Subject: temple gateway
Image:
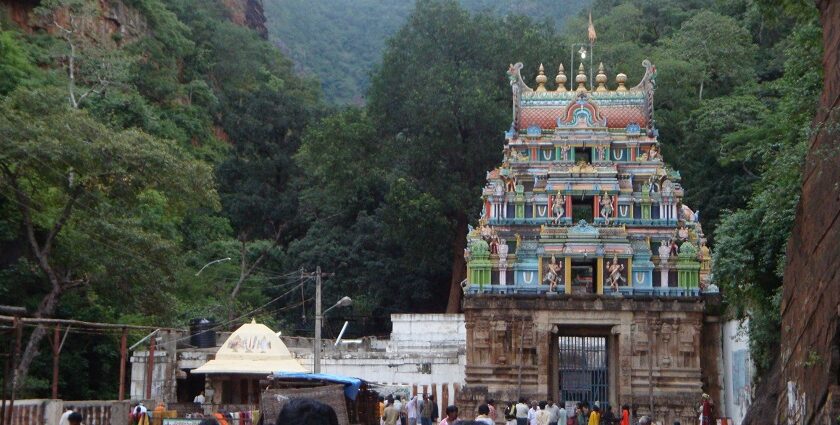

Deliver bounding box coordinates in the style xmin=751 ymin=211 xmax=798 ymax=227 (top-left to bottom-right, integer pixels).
xmin=458 ymin=60 xmax=722 ymax=424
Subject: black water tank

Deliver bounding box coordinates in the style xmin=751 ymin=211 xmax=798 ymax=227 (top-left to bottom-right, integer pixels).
xmin=189 ymin=318 xmax=216 ymax=348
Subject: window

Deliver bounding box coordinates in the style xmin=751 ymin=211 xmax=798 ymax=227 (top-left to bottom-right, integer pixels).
xmin=574 ymin=147 xmax=591 ymax=164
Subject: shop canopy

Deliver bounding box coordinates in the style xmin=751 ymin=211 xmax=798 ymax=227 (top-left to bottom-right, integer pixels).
xmin=272 ymin=372 xmax=364 ymax=400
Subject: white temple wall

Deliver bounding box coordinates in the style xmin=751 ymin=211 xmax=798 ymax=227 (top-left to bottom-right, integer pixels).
xmin=721 ymin=318 xmax=753 ymax=425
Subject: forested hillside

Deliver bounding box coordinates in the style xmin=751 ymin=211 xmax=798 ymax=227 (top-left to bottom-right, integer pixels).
xmin=0 ymin=0 xmax=821 ymax=400
xmin=263 ymin=0 xmax=587 ymax=104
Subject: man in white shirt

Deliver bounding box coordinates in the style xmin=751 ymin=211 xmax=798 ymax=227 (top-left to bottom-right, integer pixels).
xmin=557 ymin=402 xmax=567 ymax=425
xmin=475 ymin=404 xmax=494 ymax=425
xmin=515 ymin=398 xmax=530 ymax=425
xmin=546 ymin=400 xmax=561 ymax=425
xmin=536 ymin=401 xmax=551 ymax=425
xmin=406 ymin=395 xmax=418 ymax=425
xmin=528 ymin=401 xmax=538 ymax=425
xmin=59 ymin=407 xmax=75 ymax=425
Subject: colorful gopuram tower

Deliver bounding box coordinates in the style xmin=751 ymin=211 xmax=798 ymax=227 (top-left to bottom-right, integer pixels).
xmin=464 ymin=60 xmax=713 ymax=296
xmin=459 ymin=61 xmax=721 ymax=424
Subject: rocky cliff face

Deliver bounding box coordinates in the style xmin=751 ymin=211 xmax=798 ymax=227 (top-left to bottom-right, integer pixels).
xmin=1 ymin=0 xmax=147 ymax=41
xmin=221 ymin=0 xmax=268 ymax=39
xmin=744 ymin=0 xmax=840 ymax=423
xmin=1 ymin=0 xmax=267 ymax=39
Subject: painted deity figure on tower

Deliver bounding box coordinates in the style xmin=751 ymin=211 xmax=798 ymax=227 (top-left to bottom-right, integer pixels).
xmin=543 ymin=255 xmax=563 ymax=292
xmin=648 ymin=144 xmax=660 ymax=161
xmin=658 ymin=240 xmax=671 ymax=262
xmin=600 ymin=193 xmax=614 ymax=223
xmin=606 ymin=255 xmax=625 ymax=291
xmin=552 ymin=194 xmax=566 ymax=224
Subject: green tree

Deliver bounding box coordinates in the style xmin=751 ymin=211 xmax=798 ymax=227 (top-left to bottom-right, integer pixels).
xmin=661 ymin=10 xmax=757 ymax=100
xmin=712 ymin=20 xmax=822 ymax=373
xmin=0 ymin=30 xmax=35 ymax=95
xmin=0 ymin=87 xmax=217 ymax=390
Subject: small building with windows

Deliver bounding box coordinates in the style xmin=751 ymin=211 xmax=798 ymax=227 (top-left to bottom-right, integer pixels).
xmin=459 ymin=59 xmax=722 ymax=424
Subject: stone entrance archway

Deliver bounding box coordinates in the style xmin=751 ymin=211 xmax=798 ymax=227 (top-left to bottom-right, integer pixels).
xmin=557 ymin=336 xmax=608 ymax=405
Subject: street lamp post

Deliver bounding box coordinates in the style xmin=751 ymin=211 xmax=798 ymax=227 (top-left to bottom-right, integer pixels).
xmin=569 ymin=43 xmax=594 ymax=90
xmin=195 ymin=257 xmax=232 ymax=276
xmin=313 ymin=265 xmax=351 ymax=374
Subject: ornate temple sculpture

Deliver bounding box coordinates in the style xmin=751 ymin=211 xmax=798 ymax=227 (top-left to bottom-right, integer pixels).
xmin=465 ymin=60 xmax=712 ymax=296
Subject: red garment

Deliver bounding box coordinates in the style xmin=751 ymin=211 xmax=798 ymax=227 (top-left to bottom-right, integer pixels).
xmin=489 ymin=405 xmax=497 ymax=420
xmin=700 ymin=400 xmax=713 ymax=425
xmin=621 ymin=409 xmax=629 ymax=425
xmin=214 ymin=413 xmax=229 ymax=425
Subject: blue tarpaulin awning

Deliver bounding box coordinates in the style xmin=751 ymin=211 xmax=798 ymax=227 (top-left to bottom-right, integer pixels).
xmin=272 ymin=372 xmax=364 ymax=400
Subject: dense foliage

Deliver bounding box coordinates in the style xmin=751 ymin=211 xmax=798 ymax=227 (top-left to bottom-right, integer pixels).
xmin=262 ymin=0 xmax=587 ymax=104
xmin=0 ymin=0 xmax=822 ymax=399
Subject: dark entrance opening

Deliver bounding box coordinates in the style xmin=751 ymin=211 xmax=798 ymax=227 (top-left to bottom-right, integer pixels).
xmin=571 ymin=260 xmax=596 ymax=294
xmin=177 ymin=369 xmax=206 ymax=403
xmin=558 ymin=336 xmax=608 ymax=406
xmin=574 ymin=147 xmax=591 ymax=164
xmin=572 ymin=197 xmax=594 ymax=223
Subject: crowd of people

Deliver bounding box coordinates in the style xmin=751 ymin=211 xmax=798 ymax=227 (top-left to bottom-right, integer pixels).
xmin=61 ymin=392 xmax=710 ymax=425
xmin=501 ymin=398 xmax=633 ymax=425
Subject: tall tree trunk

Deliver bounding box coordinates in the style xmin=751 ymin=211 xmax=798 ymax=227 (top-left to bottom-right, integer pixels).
xmin=14 ymin=281 xmax=62 ymax=391
xmin=446 ymin=212 xmax=468 ymax=313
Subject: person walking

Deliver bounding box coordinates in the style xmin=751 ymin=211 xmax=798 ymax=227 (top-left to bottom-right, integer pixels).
xmin=504 ymin=401 xmax=517 ymax=425
xmin=528 ymin=401 xmax=538 ymax=425
xmin=619 ymin=405 xmax=629 ymax=425
xmin=576 ymin=403 xmax=586 ymax=425
xmin=546 ymin=400 xmax=560 ymax=425
xmin=557 ymin=402 xmax=567 ymax=425
xmin=380 ymin=397 xmax=387 ymax=425
xmin=600 ymin=405 xmax=616 ymax=425
xmin=488 ymin=399 xmax=498 ymax=422
xmin=430 ymin=395 xmax=439 ymax=424
xmin=536 ymin=401 xmax=551 ymax=425
xmin=384 ymin=396 xmax=401 ymax=425
xmin=439 ymin=405 xmax=459 ymax=425
xmin=475 ymin=404 xmax=494 ymax=425
xmin=67 ymin=412 xmax=83 ymax=425
xmin=407 ymin=395 xmax=419 ymax=425
xmin=587 ymin=405 xmax=600 ymax=425
xmin=420 ymin=394 xmax=433 ymax=425
xmin=60 ymin=407 xmax=75 ymax=425
xmin=515 ymin=398 xmax=530 ymax=425
xmin=699 ymin=393 xmax=714 ymax=425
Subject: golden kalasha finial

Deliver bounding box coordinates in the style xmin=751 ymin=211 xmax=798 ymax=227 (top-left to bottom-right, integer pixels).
xmin=576 ymin=63 xmax=587 ymax=91
xmin=535 ymin=63 xmax=548 ymax=92
xmin=616 ymin=73 xmax=628 ymax=91
xmin=555 ymin=64 xmax=567 ymax=92
xmin=596 ymin=62 xmax=608 ymax=92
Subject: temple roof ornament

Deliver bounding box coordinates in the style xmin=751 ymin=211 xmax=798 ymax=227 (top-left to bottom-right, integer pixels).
xmin=616 ymin=73 xmax=628 ymax=91
xmin=596 ymin=63 xmax=608 ymax=92
xmin=568 ymin=220 xmax=599 ymax=236
xmin=576 ymin=63 xmax=588 ymax=91
xmin=555 ymin=64 xmax=567 ymax=92
xmin=535 ymin=63 xmax=548 ymax=92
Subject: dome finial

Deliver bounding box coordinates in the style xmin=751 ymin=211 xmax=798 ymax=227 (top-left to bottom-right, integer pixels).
xmin=576 ymin=63 xmax=587 ymax=91
xmin=596 ymin=62 xmax=607 ymax=92
xmin=555 ymin=63 xmax=567 ymax=92
xmin=535 ymin=63 xmax=547 ymax=92
xmin=616 ymin=72 xmax=628 ymax=91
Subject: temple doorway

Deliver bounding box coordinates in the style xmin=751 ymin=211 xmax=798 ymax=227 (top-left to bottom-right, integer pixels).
xmin=571 ymin=260 xmax=596 ymax=294
xmin=574 ymin=147 xmax=591 ymax=164
xmin=572 ymin=197 xmax=594 ymax=223
xmin=557 ymin=336 xmax=609 ymax=406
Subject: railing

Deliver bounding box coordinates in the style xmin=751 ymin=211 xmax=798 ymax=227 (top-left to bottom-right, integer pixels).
xmin=488 ymin=217 xmax=679 ymax=227
xmin=465 ymin=284 xmax=708 ymax=297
